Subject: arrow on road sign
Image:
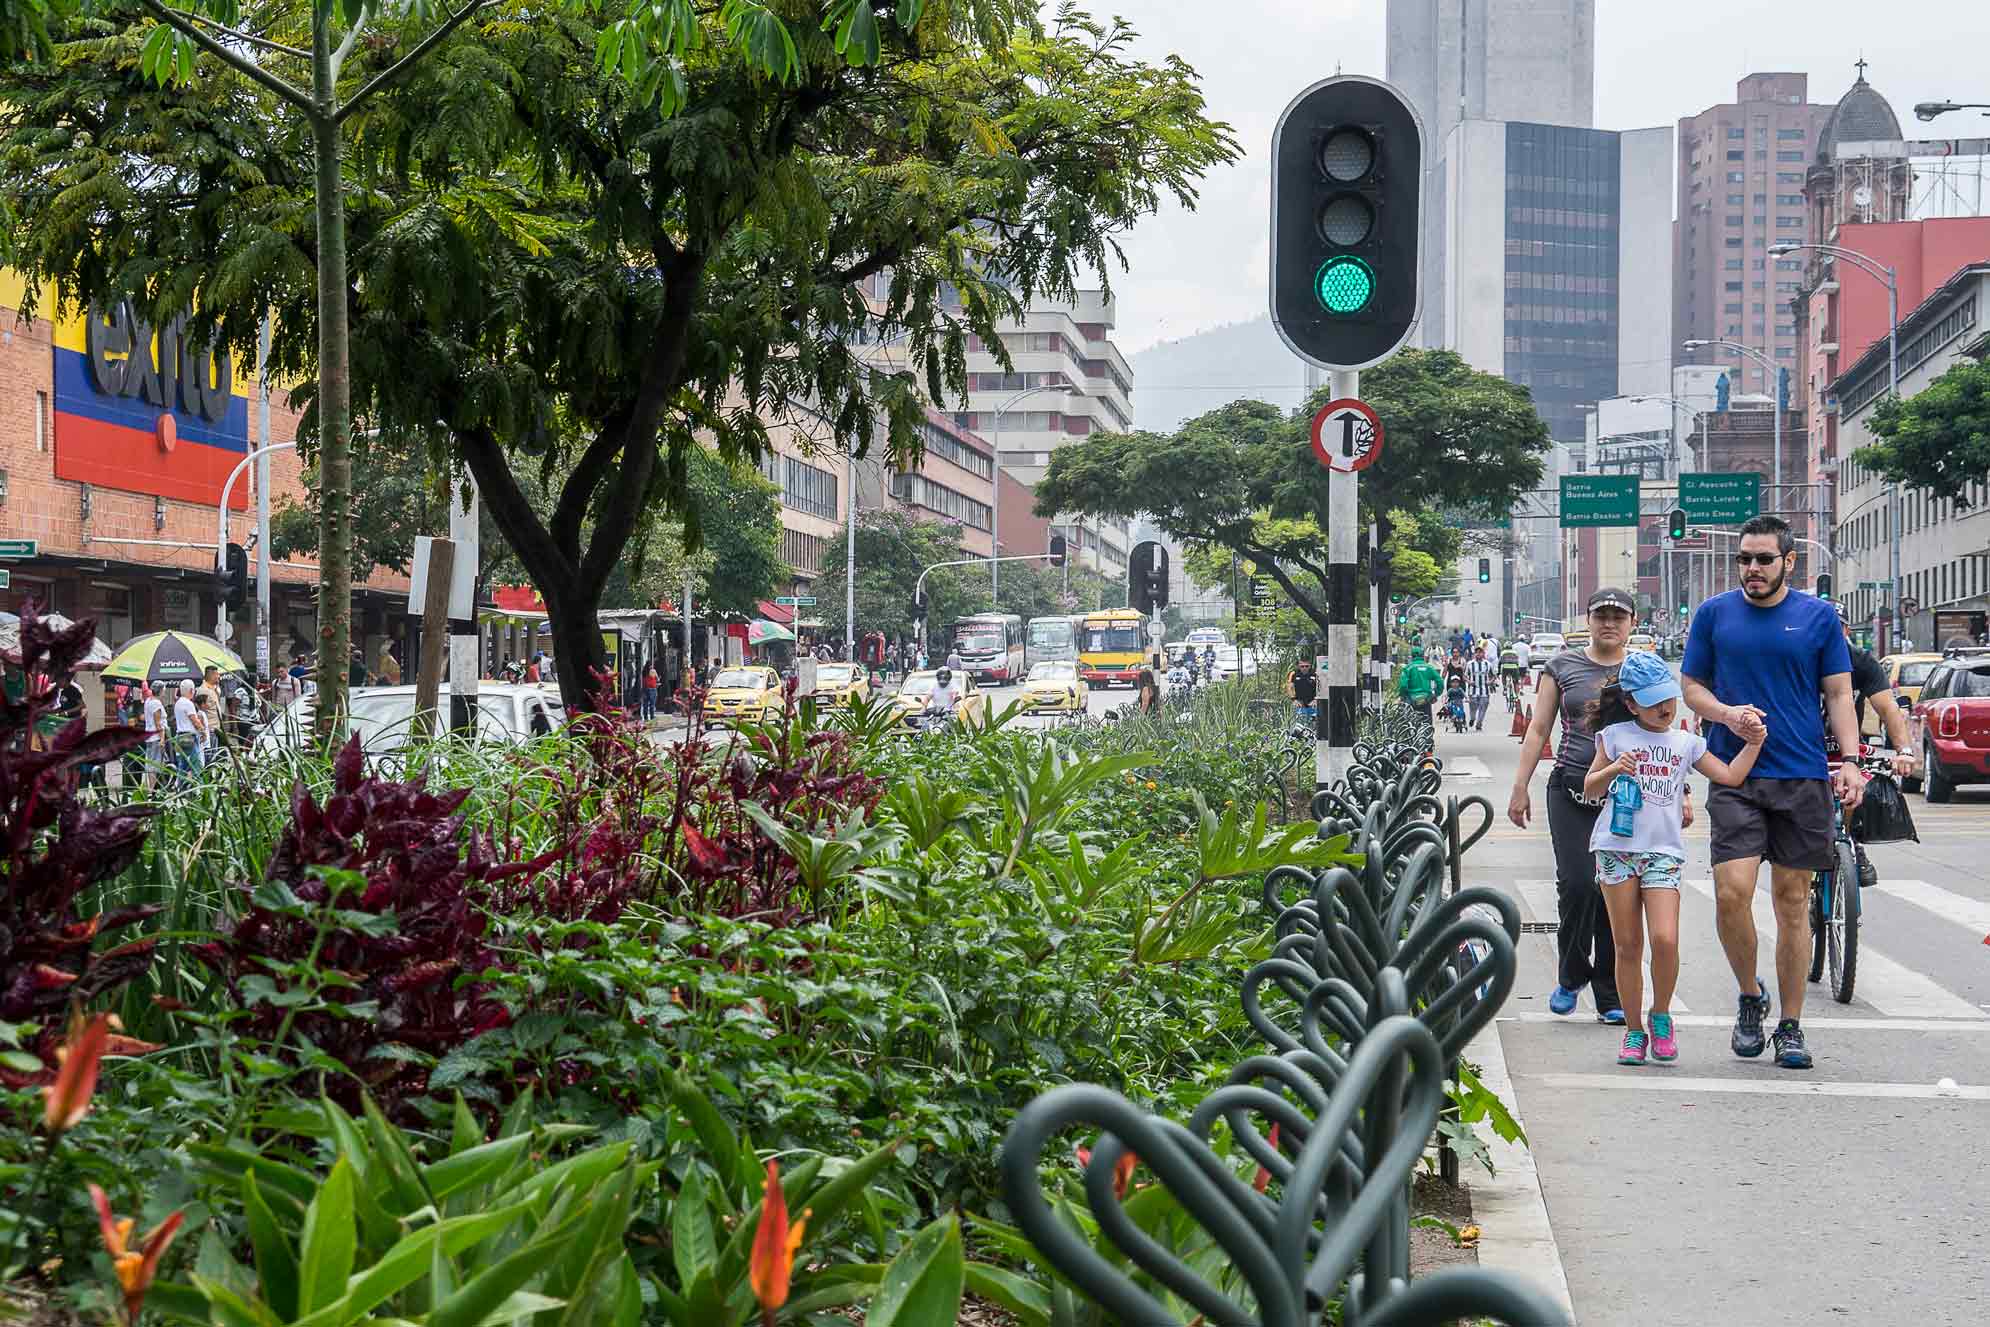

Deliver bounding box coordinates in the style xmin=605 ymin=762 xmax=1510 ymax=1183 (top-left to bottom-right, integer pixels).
xmin=0 ymin=540 xmax=37 ymax=559
xmin=1308 ymin=397 xmax=1384 ymax=474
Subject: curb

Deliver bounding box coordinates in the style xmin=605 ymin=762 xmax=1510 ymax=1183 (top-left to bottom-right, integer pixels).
xmin=1464 ymin=1020 xmax=1575 ymax=1321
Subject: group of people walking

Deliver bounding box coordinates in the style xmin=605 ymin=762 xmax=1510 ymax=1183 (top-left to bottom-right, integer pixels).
xmin=127 ymin=665 xmax=235 ymax=789
xmin=1507 ymin=514 xmax=1909 ymax=1072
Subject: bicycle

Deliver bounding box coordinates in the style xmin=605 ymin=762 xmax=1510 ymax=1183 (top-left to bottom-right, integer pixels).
xmin=1808 ymin=752 xmax=1891 ymax=1004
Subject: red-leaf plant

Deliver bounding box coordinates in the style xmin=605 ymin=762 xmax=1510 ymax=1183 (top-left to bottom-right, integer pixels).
xmin=0 ymin=604 xmax=159 ymax=1087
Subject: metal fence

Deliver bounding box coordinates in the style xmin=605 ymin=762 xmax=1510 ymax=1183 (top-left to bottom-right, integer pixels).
xmin=1000 ymin=713 xmax=1566 ymax=1326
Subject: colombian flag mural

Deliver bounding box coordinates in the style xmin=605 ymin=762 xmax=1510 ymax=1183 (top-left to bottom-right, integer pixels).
xmin=7 ymin=272 xmax=254 ymax=509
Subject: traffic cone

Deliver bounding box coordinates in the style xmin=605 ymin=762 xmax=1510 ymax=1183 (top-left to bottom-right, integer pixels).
xmin=1509 ymin=704 xmax=1528 ymax=739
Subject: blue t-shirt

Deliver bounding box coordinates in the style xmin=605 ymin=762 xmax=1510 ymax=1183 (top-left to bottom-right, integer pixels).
xmin=1682 ymin=589 xmax=1851 ymax=780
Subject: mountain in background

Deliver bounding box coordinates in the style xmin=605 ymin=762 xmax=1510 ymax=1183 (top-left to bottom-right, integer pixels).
xmin=1127 ymin=314 xmax=1311 ymax=434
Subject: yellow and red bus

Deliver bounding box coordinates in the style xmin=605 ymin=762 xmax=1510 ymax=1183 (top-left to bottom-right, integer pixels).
xmin=1077 ymin=607 xmax=1150 ymax=688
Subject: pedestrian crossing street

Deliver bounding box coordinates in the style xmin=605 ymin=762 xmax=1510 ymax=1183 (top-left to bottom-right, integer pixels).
xmin=1503 ymin=875 xmax=1990 ymax=1023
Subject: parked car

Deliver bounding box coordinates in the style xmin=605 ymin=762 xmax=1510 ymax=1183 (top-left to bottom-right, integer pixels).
xmin=809 ymin=662 xmax=871 ymax=709
xmin=1211 ymin=645 xmax=1259 ymax=680
xmin=252 ymin=683 xmax=565 ymax=760
xmin=1020 ymin=660 xmax=1088 ymax=714
xmin=702 ymin=665 xmax=783 ymax=724
xmin=1867 ymin=652 xmax=1943 ymax=741
xmin=1907 ymin=651 xmax=1990 ymax=802
xmin=889 ymin=670 xmax=987 ymax=728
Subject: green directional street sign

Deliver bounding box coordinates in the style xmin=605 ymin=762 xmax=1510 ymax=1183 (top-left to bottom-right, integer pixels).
xmin=1679 ymin=472 xmax=1760 ymax=524
xmin=1559 ymin=474 xmax=1640 ymax=528
xmin=0 ymin=539 xmax=37 ymax=559
xmin=775 ymin=595 xmax=799 ymax=606
xmin=794 ymin=596 xmax=817 ymax=606
xmin=1858 ymin=579 xmax=1892 ymax=591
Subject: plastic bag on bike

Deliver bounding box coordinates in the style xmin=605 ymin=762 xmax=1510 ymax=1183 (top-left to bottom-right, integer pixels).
xmin=1849 ymin=774 xmax=1919 ymax=844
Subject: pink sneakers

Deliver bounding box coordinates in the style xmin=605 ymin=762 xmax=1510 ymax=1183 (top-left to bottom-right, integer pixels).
xmin=1616 ymin=1030 xmax=1648 ymax=1066
xmin=1649 ymin=1012 xmax=1678 ymax=1063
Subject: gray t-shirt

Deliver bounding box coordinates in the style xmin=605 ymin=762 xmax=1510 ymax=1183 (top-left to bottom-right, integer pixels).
xmin=1542 ymin=649 xmax=1620 ymax=775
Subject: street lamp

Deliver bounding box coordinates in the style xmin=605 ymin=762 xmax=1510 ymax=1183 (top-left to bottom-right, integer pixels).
xmin=1770 ymin=241 xmax=1901 ymax=650
xmin=1914 ymin=101 xmax=1990 ymax=121
xmin=988 ymin=382 xmax=1060 ymax=604
xmin=848 ymin=327 xmax=918 ymax=661
xmin=1683 ymin=338 xmax=1786 ymax=497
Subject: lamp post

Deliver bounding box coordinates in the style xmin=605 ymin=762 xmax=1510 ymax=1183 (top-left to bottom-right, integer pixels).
xmin=1914 ymin=101 xmax=1990 ymax=121
xmin=848 ymin=328 xmax=917 ymax=662
xmin=1770 ymin=241 xmax=1900 ymax=650
xmin=988 ymin=383 xmax=1059 ymax=606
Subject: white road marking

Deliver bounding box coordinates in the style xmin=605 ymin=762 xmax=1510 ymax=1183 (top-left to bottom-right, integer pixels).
xmin=1533 ymin=1072 xmax=1990 ymax=1101
xmin=1509 ymin=879 xmax=1688 ymax=1013
xmin=1681 ymin=876 xmax=1986 ymax=1020
xmin=1502 ymin=1012 xmax=1990 ymax=1033
xmin=1874 ymin=877 xmax=1990 ymax=940
xmin=1442 ymin=756 xmax=1492 ymax=779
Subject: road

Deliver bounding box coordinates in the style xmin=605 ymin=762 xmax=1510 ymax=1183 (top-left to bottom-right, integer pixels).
xmin=1444 ymin=696 xmax=1990 ymax=1326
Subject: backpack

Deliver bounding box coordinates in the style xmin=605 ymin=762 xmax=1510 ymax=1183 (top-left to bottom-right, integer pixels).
xmin=1406 ymin=668 xmax=1439 ymax=706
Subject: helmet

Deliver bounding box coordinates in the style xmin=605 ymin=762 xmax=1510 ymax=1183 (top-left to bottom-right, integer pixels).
xmin=936 ymin=668 xmax=952 ymax=684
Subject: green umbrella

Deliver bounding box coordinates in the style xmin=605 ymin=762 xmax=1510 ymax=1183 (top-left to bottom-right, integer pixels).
xmin=103 ymin=631 xmax=248 ymax=686
xmin=747 ymin=619 xmax=796 ymax=646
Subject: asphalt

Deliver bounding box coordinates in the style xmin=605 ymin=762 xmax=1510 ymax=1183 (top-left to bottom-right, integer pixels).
xmin=1444 ymin=697 xmax=1990 ymax=1326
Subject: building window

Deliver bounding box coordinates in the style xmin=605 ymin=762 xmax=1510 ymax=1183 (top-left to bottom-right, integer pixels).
xmin=1778 ymin=171 xmax=1803 ymax=184
xmin=1725 ymin=259 xmax=1744 ymax=270
xmin=1726 ymin=150 xmax=1744 ymax=160
xmin=1726 ymin=193 xmax=1745 ymax=205
xmin=1727 ymin=127 xmax=1746 ymax=139
xmin=1725 ymin=237 xmax=1743 ymax=248
xmin=1776 ymin=258 xmax=1803 ymax=271
xmin=1777 ymin=193 xmax=1804 ymax=205
xmin=1777 ymin=128 xmax=1806 ymax=140
xmin=1777 ymin=150 xmax=1805 ymax=162
xmin=768 ymin=454 xmax=838 ymax=520
xmin=1777 ymin=215 xmax=1803 ymax=228
xmin=1727 ymin=171 xmax=1745 ymax=183
xmin=902 ymin=474 xmax=991 ymax=532
xmin=1724 ymin=281 xmax=1743 ymax=291
xmin=35 ymin=390 xmax=49 ymax=451
xmin=1726 ymin=214 xmax=1743 ymax=226
xmin=915 ymin=418 xmax=994 ymax=480
xmin=1725 ymin=302 xmax=1744 ymax=314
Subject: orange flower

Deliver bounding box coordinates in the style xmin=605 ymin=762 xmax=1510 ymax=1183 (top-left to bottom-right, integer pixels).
xmin=42 ymin=1013 xmax=111 ymax=1133
xmin=748 ymin=1159 xmax=810 ymax=1315
xmin=1252 ymin=1124 xmax=1280 ymax=1195
xmin=1072 ymin=1143 xmax=1138 ymax=1200
xmin=90 ymin=1184 xmax=184 ymax=1324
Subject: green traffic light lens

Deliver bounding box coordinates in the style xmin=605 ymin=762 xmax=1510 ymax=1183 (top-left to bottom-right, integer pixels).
xmin=1315 ymin=255 xmax=1374 ymax=315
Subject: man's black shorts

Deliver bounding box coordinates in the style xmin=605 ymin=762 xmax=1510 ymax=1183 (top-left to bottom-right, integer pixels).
xmin=1707 ymin=777 xmax=1835 ymax=870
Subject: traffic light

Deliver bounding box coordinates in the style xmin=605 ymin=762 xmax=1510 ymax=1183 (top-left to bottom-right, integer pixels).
xmin=1129 ymin=540 xmax=1169 ymax=616
xmin=1677 ymin=600 xmax=1688 ymax=617
xmin=1476 ymin=557 xmax=1491 ymax=584
xmin=1269 ymin=76 xmax=1425 ymax=371
xmin=1667 ymin=509 xmax=1687 ymax=540
xmin=1389 ymin=592 xmax=1403 ymax=604
xmin=1048 ymin=533 xmax=1066 ymax=567
xmin=1972 ymin=611 xmax=1988 ymax=640
xmin=911 ymin=590 xmax=927 ymax=623
xmin=219 ymin=541 xmax=247 ymax=612
xmin=1814 ymin=571 xmax=1833 ymax=600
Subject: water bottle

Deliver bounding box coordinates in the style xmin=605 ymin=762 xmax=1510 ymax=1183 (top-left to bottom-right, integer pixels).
xmin=1609 ymin=772 xmax=1642 ymax=837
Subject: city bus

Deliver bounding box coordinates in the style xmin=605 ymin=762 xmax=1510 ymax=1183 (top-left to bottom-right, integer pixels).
xmin=947 ymin=612 xmax=1025 ymax=684
xmin=1077 ymin=607 xmax=1151 ymax=688
xmin=1025 ymin=614 xmax=1080 ymax=669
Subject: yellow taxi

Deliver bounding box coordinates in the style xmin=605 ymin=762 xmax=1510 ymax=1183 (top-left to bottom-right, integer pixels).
xmin=702 ymin=665 xmax=783 ymax=724
xmin=1627 ymin=632 xmax=1658 ymax=653
xmin=1020 ymin=660 xmax=1088 ymax=714
xmin=890 ymin=670 xmax=986 ymax=727
xmin=1564 ymin=628 xmax=1592 ymax=652
xmin=810 ymin=661 xmax=871 ymax=708
xmin=1866 ymin=652 xmax=1943 ymax=740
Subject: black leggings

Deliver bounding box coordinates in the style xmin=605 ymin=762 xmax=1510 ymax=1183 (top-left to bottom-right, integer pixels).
xmin=1545 ymin=766 xmax=1620 ymax=1011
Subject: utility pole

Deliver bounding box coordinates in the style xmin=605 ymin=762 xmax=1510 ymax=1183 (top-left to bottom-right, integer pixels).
xmin=254 ymin=316 xmax=273 ymax=685
xmin=447 ymin=475 xmax=481 ymax=731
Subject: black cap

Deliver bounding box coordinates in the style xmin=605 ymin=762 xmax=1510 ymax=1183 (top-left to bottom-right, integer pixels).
xmin=1587 ymin=586 xmax=1635 ymax=615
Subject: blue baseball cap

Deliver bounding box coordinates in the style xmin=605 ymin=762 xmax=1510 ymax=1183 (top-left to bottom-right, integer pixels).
xmin=1617 ymin=650 xmax=1679 ymax=706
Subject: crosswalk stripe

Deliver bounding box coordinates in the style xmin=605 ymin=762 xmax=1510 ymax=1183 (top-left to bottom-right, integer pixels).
xmin=1503 ymin=1011 xmax=1990 ymax=1033
xmin=1507 ymin=879 xmax=1689 ymax=1013
xmin=1532 ymin=1072 xmax=1990 ymax=1101
xmin=1681 ymin=877 xmax=1986 ymax=1020
xmin=1873 ymin=877 xmax=1990 ymax=940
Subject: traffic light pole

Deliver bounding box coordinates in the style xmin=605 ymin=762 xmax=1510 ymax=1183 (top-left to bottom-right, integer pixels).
xmin=215 ymin=437 xmax=297 ymax=643
xmin=1322 ymin=368 xmax=1360 ymax=788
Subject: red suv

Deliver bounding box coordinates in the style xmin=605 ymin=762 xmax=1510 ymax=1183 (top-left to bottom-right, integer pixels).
xmin=1909 ymin=650 xmax=1990 ymax=802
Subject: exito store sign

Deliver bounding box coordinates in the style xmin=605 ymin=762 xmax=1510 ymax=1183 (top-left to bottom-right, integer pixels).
xmin=53 ymin=299 xmax=252 ymax=508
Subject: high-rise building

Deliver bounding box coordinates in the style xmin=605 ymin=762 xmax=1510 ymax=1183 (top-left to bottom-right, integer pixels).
xmin=1673 ymin=74 xmax=1837 ymax=398
xmin=1387 ymin=0 xmax=1596 ymax=348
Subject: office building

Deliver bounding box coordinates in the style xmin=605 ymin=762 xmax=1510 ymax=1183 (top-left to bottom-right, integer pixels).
xmin=1673 ymin=74 xmax=1836 ymax=395
xmin=1387 ymin=0 xmax=1596 ymax=349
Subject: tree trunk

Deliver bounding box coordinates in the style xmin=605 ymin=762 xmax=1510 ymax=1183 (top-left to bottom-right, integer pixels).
xmin=310 ymin=15 xmax=351 ymax=742
xmin=537 ymin=572 xmax=612 ymax=714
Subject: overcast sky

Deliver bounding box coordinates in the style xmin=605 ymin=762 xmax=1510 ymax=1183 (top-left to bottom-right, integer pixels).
xmin=1103 ymin=0 xmax=1990 ymax=356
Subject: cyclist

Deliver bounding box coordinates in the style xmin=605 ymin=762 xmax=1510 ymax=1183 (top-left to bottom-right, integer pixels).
xmin=1396 ymin=646 xmax=1443 ymax=730
xmin=1825 ymin=600 xmax=1916 ymax=889
xmin=1499 ymin=639 xmax=1523 ymax=708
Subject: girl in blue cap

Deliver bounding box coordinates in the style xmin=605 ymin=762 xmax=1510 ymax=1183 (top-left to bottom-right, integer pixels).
xmin=1582 ymin=649 xmax=1765 ymax=1066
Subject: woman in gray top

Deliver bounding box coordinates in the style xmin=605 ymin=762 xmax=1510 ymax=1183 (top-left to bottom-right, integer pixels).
xmin=1507 ymin=587 xmax=1640 ymax=1023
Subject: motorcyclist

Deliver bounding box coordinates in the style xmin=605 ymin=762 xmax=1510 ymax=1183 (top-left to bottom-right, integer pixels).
xmin=924 ymin=666 xmax=961 ymax=721
xmin=1202 ymin=644 xmax=1217 ymax=677
xmin=1167 ymin=658 xmax=1191 ymax=697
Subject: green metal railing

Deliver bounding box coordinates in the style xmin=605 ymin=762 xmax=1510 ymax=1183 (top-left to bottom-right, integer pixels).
xmin=1000 ymin=713 xmax=1567 ymax=1326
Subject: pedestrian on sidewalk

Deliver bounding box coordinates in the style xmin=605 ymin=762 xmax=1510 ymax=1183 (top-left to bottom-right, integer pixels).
xmin=1508 ymin=586 xmax=1638 ymax=1025
xmin=1465 ymin=645 xmax=1495 ymax=730
xmin=1395 ymin=646 xmax=1442 ymax=731
xmin=1582 ymin=650 xmax=1765 ymax=1066
xmin=1680 ymin=514 xmax=1867 ymax=1071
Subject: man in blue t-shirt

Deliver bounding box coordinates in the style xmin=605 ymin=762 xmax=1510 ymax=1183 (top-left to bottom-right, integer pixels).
xmin=1682 ymin=514 xmax=1867 ymax=1072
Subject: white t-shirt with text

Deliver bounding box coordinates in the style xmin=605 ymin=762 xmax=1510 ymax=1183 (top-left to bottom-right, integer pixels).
xmin=1587 ymin=720 xmax=1707 ymax=860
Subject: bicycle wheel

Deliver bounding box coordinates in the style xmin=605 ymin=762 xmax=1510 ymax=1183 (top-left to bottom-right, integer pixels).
xmin=1828 ymin=835 xmax=1859 ymax=1004
xmin=1807 ymin=875 xmax=1826 ymax=983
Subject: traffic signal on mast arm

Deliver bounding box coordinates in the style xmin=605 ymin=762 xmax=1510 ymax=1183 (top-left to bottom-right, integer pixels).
xmin=1048 ymin=533 xmax=1067 ymax=567
xmin=1668 ymin=509 xmax=1688 ymax=541
xmin=1477 ymin=557 xmax=1491 ymax=584
xmin=219 ymin=542 xmax=248 ymax=612
xmin=1129 ymin=540 xmax=1169 ymax=616
xmin=1269 ymin=76 xmax=1426 ymax=371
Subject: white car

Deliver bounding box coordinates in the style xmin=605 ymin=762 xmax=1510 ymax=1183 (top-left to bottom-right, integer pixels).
xmin=1528 ymin=632 xmax=1566 ymax=656
xmin=252 ymin=683 xmax=567 ymax=759
xmin=1211 ymin=645 xmax=1258 ymax=680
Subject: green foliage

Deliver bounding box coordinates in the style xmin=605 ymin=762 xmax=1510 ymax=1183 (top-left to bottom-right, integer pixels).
xmin=680 ymin=449 xmax=785 ymax=618
xmin=1862 ymin=357 xmax=1990 ymax=506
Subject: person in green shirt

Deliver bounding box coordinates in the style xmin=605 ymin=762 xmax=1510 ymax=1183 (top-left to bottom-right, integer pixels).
xmin=1396 ymin=646 xmax=1443 ymax=729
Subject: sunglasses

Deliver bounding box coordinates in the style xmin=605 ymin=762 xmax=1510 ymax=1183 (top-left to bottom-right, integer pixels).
xmin=1733 ymin=551 xmax=1787 ymax=567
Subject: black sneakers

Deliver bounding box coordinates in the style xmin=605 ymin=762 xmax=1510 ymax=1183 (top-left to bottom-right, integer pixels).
xmin=1731 ymin=980 xmax=1771 ymax=1058
xmin=1855 ymin=842 xmax=1879 ymax=892
xmin=1772 ymin=1019 xmax=1813 ymax=1070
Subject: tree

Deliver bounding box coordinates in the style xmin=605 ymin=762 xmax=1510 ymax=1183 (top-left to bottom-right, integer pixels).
xmin=679 ymin=450 xmax=785 ymax=620
xmin=1861 ymin=359 xmax=1990 ymax=505
xmin=1035 ymin=350 xmax=1551 ymax=637
xmin=813 ymin=509 xmax=978 ymax=646
xmin=0 ymin=2 xmax=1238 ymax=713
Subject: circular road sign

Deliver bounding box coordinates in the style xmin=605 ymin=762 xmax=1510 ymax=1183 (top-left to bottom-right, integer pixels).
xmin=1309 ymin=397 xmax=1383 ymax=473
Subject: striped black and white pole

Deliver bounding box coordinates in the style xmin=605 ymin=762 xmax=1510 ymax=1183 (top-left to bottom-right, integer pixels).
xmin=1318 ymin=367 xmax=1361 ymax=788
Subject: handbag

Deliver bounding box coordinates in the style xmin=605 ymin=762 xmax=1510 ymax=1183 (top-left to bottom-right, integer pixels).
xmin=1848 ymin=771 xmax=1918 ymax=844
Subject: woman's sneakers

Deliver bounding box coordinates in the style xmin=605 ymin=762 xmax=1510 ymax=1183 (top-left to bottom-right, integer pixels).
xmin=1616 ymin=1030 xmax=1649 ymax=1066
xmin=1649 ymin=1012 xmax=1678 ymax=1063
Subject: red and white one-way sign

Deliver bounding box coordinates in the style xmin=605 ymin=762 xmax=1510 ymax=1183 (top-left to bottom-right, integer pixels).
xmin=1309 ymin=397 xmax=1384 ymax=473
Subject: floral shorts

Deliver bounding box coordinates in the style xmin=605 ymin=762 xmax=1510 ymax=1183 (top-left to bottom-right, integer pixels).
xmin=1595 ymin=849 xmax=1684 ymax=891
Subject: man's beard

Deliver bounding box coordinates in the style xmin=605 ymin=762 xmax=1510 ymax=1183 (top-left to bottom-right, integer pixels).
xmin=1742 ymin=561 xmax=1788 ymax=600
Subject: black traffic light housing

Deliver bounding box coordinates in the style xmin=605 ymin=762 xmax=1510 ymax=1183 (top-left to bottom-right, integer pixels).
xmin=1129 ymin=540 xmax=1169 ymax=616
xmin=1269 ymin=75 xmax=1425 ymax=371
xmin=1814 ymin=571 xmax=1834 ymax=601
xmin=911 ymin=590 xmax=928 ymax=623
xmin=1667 ymin=509 xmax=1688 ymax=540
xmin=219 ymin=541 xmax=248 ymax=612
xmin=1048 ymin=533 xmax=1067 ymax=567
xmin=1476 ymin=557 xmax=1491 ymax=584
